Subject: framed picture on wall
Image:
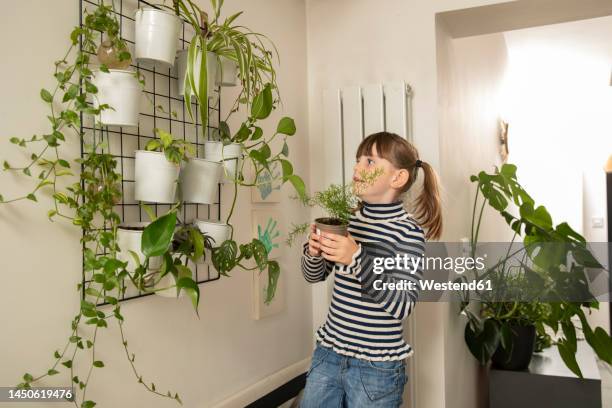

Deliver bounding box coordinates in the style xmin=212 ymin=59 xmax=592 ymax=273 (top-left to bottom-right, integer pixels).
xmin=251 ymin=161 xmax=282 ymax=203
xmin=251 ymin=209 xmax=286 ymax=319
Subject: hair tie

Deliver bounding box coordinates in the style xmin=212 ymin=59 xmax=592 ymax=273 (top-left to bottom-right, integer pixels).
xmin=415 ymin=159 xmax=422 ymax=168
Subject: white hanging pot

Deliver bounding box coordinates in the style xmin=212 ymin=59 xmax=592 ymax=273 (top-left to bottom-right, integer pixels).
xmin=176 ymin=49 xmax=218 ymax=98
xmin=180 ymin=157 xmax=222 ymax=204
xmin=92 ymin=69 xmax=141 ymax=127
xmin=134 ymin=150 xmax=179 ymax=203
xmin=117 ymin=222 xmax=163 ymax=273
xmin=117 ymin=222 xmax=147 ymax=274
xmin=194 ymin=219 xmax=231 ymax=265
xmin=134 ymin=7 xmax=181 ymax=67
xmin=203 ymin=141 xmax=241 ymax=183
xmin=215 ymin=56 xmax=238 ymax=87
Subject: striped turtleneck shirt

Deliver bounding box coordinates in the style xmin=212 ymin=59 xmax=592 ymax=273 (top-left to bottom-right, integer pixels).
xmin=301 ymin=200 xmax=425 ymax=361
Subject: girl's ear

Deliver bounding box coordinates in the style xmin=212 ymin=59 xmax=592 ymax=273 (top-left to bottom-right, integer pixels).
xmin=390 ymin=168 xmax=409 ymax=190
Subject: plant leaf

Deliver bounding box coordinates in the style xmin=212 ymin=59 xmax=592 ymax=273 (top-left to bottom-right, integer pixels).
xmin=141 ymin=212 xmax=177 ymax=257
xmin=276 ymin=117 xmax=296 ymax=135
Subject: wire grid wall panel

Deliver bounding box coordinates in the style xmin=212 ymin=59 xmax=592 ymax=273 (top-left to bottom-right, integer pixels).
xmin=80 ymin=0 xmax=222 ymax=305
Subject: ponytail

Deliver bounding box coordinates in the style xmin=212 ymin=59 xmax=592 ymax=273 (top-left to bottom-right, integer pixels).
xmin=356 ymin=132 xmax=443 ymax=240
xmin=412 ymin=161 xmax=442 ymax=240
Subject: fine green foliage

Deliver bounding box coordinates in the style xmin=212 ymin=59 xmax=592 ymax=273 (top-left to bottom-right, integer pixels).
xmin=461 ymin=163 xmax=612 ymax=377
xmin=284 ymin=183 xmax=356 ymax=247
xmin=285 ymin=167 xmax=384 ymax=246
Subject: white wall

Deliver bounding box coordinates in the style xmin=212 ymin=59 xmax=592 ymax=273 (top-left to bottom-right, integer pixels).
xmin=503 ymin=16 xmax=612 ymax=334
xmin=304 ymin=1 xmax=517 ymax=407
xmin=436 ymin=23 xmax=512 ymax=408
xmin=0 ymin=1 xmax=312 ymax=407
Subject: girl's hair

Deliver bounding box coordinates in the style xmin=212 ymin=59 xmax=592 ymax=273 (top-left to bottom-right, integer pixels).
xmin=355 ymin=131 xmax=443 ymax=240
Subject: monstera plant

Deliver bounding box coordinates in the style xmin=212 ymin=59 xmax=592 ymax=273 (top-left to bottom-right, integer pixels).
xmin=460 ymin=164 xmax=612 ymax=377
xmin=1 ymin=1 xmax=305 ymax=407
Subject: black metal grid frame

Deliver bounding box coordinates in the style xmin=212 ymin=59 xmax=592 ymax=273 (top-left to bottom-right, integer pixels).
xmin=79 ymin=0 xmax=222 ymax=306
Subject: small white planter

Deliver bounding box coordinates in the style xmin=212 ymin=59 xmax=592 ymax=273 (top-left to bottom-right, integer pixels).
xmin=117 ymin=222 xmax=147 ymax=273
xmin=176 ymin=49 xmax=218 ymax=98
xmin=204 ymin=141 xmax=241 ymax=183
xmin=116 ymin=222 xmax=181 ymax=298
xmin=135 ymin=7 xmax=181 ymax=67
xmin=180 ymin=157 xmax=222 ymax=204
xmin=92 ymin=69 xmax=141 ymax=127
xmin=215 ymin=56 xmax=238 ymax=86
xmin=194 ymin=219 xmax=231 ymax=266
xmin=134 ymin=150 xmax=179 ymax=203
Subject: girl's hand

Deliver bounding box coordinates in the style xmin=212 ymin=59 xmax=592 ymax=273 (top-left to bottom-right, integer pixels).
xmin=319 ymin=232 xmax=359 ymax=265
xmin=307 ymin=223 xmax=322 ymax=256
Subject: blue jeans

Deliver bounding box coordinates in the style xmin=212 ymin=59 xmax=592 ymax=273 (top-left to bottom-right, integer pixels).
xmin=300 ymin=342 xmax=408 ymax=408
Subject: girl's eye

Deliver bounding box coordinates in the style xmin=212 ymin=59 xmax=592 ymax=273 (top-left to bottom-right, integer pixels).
xmin=367 ymin=158 xmax=374 ymax=165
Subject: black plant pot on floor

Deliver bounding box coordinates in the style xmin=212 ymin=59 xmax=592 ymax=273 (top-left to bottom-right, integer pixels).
xmin=492 ymin=324 xmax=536 ymax=371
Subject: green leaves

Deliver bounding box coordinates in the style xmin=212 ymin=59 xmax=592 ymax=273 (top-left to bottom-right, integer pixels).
xmin=157 ymin=128 xmax=173 ymax=149
xmin=557 ymin=340 xmax=582 ymax=378
xmin=40 ymin=88 xmax=53 ymax=103
xmin=212 ymin=240 xmax=238 ymax=276
xmin=142 ymin=212 xmax=177 ymax=257
xmin=177 ymin=277 xmax=200 ymax=315
xmin=93 ymin=360 xmax=104 ymax=368
xmin=251 ymin=84 xmax=273 ymax=119
xmin=251 ymin=239 xmax=268 ymax=271
xmin=280 ymin=159 xmax=293 ymax=178
xmin=265 ymin=260 xmax=280 ymax=304
xmin=276 ymin=117 xmax=296 ymax=135
xmin=286 ymin=174 xmax=306 ymax=201
xmin=464 ymin=319 xmax=501 ymax=365
xmin=62 ymin=84 xmax=79 ymax=102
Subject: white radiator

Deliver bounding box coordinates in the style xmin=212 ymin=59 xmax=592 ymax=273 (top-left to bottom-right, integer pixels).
xmin=315 ymin=82 xmax=417 ymax=408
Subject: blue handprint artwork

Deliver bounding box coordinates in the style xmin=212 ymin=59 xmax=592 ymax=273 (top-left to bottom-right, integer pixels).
xmin=252 ymin=210 xmax=283 ymax=259
xmin=257 ymin=217 xmax=280 ymax=255
xmin=252 ymin=162 xmax=281 ymax=202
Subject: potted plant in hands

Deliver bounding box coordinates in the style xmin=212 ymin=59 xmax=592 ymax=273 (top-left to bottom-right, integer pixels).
xmin=286 ymin=167 xmax=384 ymax=246
xmin=135 ymin=128 xmax=195 ymax=203
xmin=461 ymin=164 xmax=612 ymax=377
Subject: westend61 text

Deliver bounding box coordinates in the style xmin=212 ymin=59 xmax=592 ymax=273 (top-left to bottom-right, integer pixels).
xmin=373 ymin=279 xmax=492 ymax=291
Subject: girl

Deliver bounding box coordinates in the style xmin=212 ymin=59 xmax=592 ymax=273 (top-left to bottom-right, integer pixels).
xmin=300 ymin=131 xmax=442 ymax=408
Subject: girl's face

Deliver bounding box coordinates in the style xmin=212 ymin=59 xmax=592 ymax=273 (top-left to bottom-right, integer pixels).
xmin=352 ymin=144 xmax=409 ymax=203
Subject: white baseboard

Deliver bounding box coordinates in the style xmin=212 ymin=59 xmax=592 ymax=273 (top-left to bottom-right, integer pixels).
xmin=209 ymin=358 xmax=311 ymax=408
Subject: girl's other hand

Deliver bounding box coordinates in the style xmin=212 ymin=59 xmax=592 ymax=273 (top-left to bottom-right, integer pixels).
xmin=308 ymin=223 xmax=322 ymax=256
xmin=319 ymin=232 xmax=359 ymax=265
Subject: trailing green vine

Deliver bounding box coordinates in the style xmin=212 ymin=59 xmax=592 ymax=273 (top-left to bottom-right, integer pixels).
xmin=2 ymin=1 xmax=308 ymax=406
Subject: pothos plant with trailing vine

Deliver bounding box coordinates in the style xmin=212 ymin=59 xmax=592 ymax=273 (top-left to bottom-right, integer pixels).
xmin=2 ymin=0 xmax=308 ymax=406
xmin=0 ymin=3 xmax=202 ymax=407
xmin=160 ymin=0 xmax=307 ymax=304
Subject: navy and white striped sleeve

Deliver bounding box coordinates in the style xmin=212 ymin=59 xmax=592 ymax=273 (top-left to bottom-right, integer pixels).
xmin=301 ymin=241 xmax=334 ymax=283
xmin=346 ymin=224 xmax=425 ymax=320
